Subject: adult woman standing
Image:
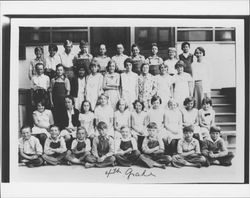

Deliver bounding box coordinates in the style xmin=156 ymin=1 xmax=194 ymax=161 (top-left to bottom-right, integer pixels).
xmin=192 ymin=47 xmax=210 ymax=109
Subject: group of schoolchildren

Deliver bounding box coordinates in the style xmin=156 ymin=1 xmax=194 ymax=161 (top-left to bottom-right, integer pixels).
xmin=19 ymin=39 xmax=234 ymax=169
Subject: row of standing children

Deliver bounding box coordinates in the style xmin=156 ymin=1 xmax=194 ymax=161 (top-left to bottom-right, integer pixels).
xmin=19 ymin=121 xmax=234 ymax=169
xmin=29 ymin=40 xmax=210 ymax=115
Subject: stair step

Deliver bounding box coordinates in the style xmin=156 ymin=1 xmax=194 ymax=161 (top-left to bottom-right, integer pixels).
xmin=216 ymin=122 xmax=236 ymax=131
xmin=215 ymin=112 xmax=236 ymax=122
xmin=221 ymin=131 xmax=236 ymax=145
xmin=213 ymin=104 xmax=235 ymax=113
xmin=211 ymin=89 xmax=221 ymax=95
xmin=211 ymin=95 xmax=228 ymax=104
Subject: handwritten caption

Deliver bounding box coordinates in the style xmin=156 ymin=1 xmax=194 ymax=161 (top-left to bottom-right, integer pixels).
xmin=105 ymin=167 xmax=156 ymax=180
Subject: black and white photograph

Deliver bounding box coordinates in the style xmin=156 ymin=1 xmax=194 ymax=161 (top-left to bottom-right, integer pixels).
xmin=1 ymin=1 xmax=249 ymax=198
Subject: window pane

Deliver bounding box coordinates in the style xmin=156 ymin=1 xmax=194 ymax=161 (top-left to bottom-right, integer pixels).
xmin=215 ymin=30 xmax=235 ymax=41
xmin=52 ymin=31 xmax=88 ymax=43
xmin=158 ymin=29 xmax=170 ymax=42
xmin=177 ymin=30 xmax=213 ymax=41
xmin=19 ymin=31 xmax=50 ymax=44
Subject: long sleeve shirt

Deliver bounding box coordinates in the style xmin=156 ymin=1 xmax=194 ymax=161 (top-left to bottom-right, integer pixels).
xmin=177 ymin=138 xmax=200 ymax=154
xmin=18 ymin=136 xmax=43 ymax=155
xmin=201 ymin=137 xmax=228 ymax=156
xmin=44 ymin=136 xmax=67 ymax=155
xmin=91 ymin=135 xmax=114 ymax=158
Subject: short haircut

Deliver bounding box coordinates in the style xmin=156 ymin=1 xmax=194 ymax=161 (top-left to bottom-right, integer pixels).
xmin=49 ymin=125 xmax=60 ymax=131
xmin=80 ymin=100 xmax=93 ymax=113
xmin=124 ymin=58 xmax=133 ymax=67
xmin=116 ymin=98 xmax=129 ymax=111
xmin=202 ymin=97 xmax=212 ymax=106
xmin=48 ymin=44 xmax=58 ymax=52
xmin=183 ymin=97 xmax=196 ymax=107
xmin=151 ymin=95 xmax=162 ymax=105
xmin=99 ymin=93 xmax=109 ymax=100
xmin=35 ymin=62 xmax=45 ymax=70
xmin=194 ymin=47 xmax=206 ymax=56
xmin=36 ymin=99 xmax=46 ymax=107
xmin=117 ymin=43 xmax=124 ymax=48
xmin=64 ymin=40 xmax=73 ymax=47
xmin=151 ymin=43 xmax=158 ymax=48
xmin=34 ymin=46 xmax=43 ymax=54
xmin=20 ymin=125 xmax=31 ymax=132
xmin=65 ymin=95 xmax=75 ymax=105
xmin=210 ymin=125 xmax=221 ymax=133
xmin=183 ymin=125 xmax=194 ymax=133
xmin=133 ymin=99 xmax=145 ymax=111
xmin=120 ymin=126 xmax=130 ymax=131
xmin=175 ymin=60 xmax=186 ymax=69
xmin=168 ymin=47 xmax=177 ymax=53
xmin=167 ymin=98 xmax=178 ymax=107
xmin=56 ymin=63 xmax=64 ymax=70
xmin=131 ymin=43 xmax=139 ymax=50
xmin=140 ymin=63 xmax=149 ymax=72
xmin=147 ymin=122 xmax=158 ymax=129
xmin=97 ymin=121 xmax=108 ymax=130
xmin=77 ymin=126 xmax=87 ymax=133
xmin=181 ymin=42 xmax=190 ymax=50
xmin=106 ymin=60 xmax=118 ymax=72
xmin=79 ymin=40 xmax=88 ymax=47
xmin=89 ymin=60 xmax=100 ymax=70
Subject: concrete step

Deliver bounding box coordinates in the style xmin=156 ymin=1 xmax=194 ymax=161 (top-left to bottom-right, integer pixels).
xmin=215 ymin=112 xmax=236 ymax=122
xmin=211 ymin=95 xmax=228 ymax=104
xmin=211 ymin=89 xmax=221 ymax=95
xmin=216 ymin=122 xmax=236 ymax=131
xmin=213 ymin=104 xmax=235 ymax=113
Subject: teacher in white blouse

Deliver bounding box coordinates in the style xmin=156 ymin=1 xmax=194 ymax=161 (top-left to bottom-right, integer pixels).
xmin=192 ymin=47 xmax=211 ymax=109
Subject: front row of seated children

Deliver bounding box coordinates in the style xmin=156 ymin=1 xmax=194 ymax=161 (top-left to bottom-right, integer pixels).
xmin=19 ymin=121 xmax=234 ymax=169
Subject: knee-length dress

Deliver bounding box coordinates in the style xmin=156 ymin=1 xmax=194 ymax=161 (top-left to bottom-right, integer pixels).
xmin=103 ymin=72 xmax=120 ymax=109
xmin=85 ymin=73 xmax=103 ymax=110
xmin=173 ymin=72 xmax=193 ymax=106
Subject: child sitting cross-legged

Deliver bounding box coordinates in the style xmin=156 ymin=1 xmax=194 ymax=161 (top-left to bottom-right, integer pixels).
xmin=42 ymin=125 xmax=68 ymax=165
xmin=137 ymin=122 xmax=172 ymax=169
xmin=66 ymin=126 xmax=94 ymax=165
xmin=201 ymin=126 xmax=234 ymax=166
xmin=171 ymin=125 xmax=206 ymax=168
xmin=84 ymin=122 xmax=116 ymax=168
xmin=115 ymin=126 xmax=141 ymax=167
xmin=19 ymin=126 xmax=44 ymax=168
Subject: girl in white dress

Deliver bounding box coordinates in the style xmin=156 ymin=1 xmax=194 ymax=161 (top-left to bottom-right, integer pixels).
xmin=131 ymin=100 xmax=149 ymax=151
xmin=103 ymin=60 xmax=121 ymax=110
xmin=198 ymin=97 xmax=215 ymax=140
xmin=155 ymin=64 xmax=174 ymax=108
xmin=32 ymin=100 xmax=54 ymax=146
xmin=114 ymin=98 xmax=131 ymax=139
xmin=173 ymin=60 xmax=193 ymax=107
xmin=147 ymin=95 xmax=166 ymax=134
xmin=85 ymin=61 xmax=103 ymax=110
xmin=181 ymin=97 xmax=201 ymax=139
xmin=163 ymin=99 xmax=183 ymax=154
xmin=164 ymin=47 xmax=178 ymax=76
xmin=121 ymin=58 xmax=138 ymax=109
xmin=79 ymin=100 xmax=97 ymax=141
xmin=94 ymin=93 xmax=114 ymax=137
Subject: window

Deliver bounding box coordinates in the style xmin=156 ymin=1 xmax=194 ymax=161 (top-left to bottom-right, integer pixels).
xmin=215 ymin=28 xmax=235 ymax=41
xmin=177 ymin=27 xmax=236 ymax=42
xmin=177 ymin=27 xmax=213 ymax=42
xmin=135 ymin=27 xmax=172 ymax=50
xmin=19 ymin=27 xmax=89 ymax=59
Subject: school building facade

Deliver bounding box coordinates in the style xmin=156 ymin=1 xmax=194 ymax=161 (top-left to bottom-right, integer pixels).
xmin=18 ymin=27 xmax=236 ymax=149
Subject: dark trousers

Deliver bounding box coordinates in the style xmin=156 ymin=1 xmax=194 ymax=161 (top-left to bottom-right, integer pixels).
xmin=115 ymin=150 xmax=141 ymax=166
xmin=172 ymin=153 xmax=205 ymax=167
xmin=138 ymin=153 xmax=172 ymax=168
xmin=42 ymin=152 xmax=68 ymax=165
xmin=164 ymin=139 xmax=180 ymax=156
xmin=87 ymin=155 xmax=116 ymax=168
xmin=19 ymin=154 xmax=44 ymax=167
xmin=137 ymin=135 xmax=145 ymax=152
xmin=206 ymin=152 xmax=234 ymax=166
